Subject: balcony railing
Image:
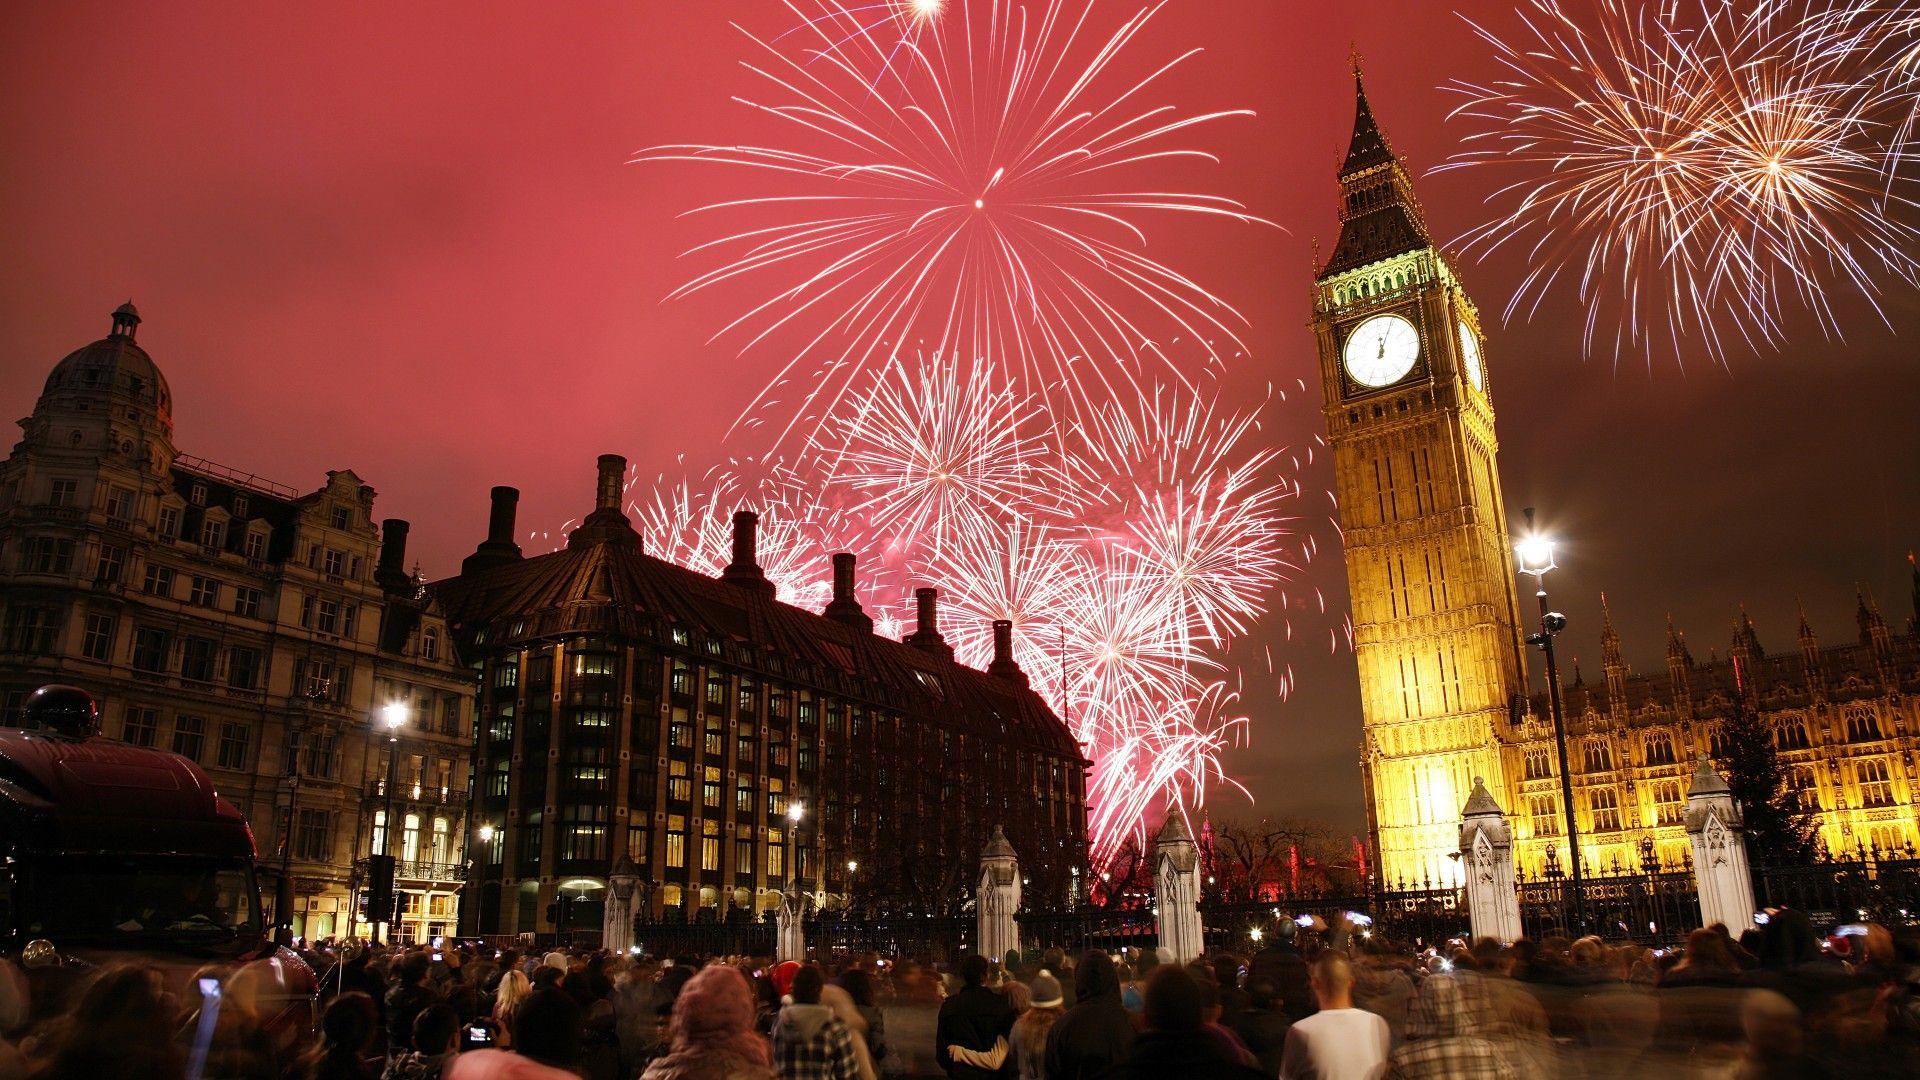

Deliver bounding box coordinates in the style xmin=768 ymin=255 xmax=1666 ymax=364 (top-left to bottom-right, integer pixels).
xmin=354 ymin=857 xmax=469 ymax=884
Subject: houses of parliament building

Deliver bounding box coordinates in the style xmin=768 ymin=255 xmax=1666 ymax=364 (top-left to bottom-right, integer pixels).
xmin=1312 ymin=72 xmax=1920 ymax=885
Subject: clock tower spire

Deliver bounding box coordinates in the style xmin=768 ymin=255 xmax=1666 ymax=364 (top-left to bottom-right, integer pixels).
xmin=1311 ymin=69 xmax=1529 ymax=884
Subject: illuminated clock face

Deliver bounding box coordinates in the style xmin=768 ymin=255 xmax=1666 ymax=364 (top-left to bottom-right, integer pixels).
xmin=1457 ymin=321 xmax=1484 ymax=392
xmin=1342 ymin=314 xmax=1420 ymax=388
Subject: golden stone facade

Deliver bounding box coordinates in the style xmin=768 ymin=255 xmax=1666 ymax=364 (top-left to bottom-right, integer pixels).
xmin=1312 ymin=74 xmax=1530 ymax=885
xmin=1314 ymin=77 xmax=1920 ymax=885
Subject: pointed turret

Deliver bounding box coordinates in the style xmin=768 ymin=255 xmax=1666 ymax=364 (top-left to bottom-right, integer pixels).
xmin=1321 ymin=58 xmax=1431 ymax=276
xmin=1667 ymin=616 xmax=1695 ymax=717
xmin=1600 ymin=593 xmax=1626 ymax=715
xmin=1797 ymin=601 xmax=1825 ymax=699
xmin=1858 ymin=585 xmax=1895 ymax=685
xmin=1909 ymin=552 xmax=1919 ymax=636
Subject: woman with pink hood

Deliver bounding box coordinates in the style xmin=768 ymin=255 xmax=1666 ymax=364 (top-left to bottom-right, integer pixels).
xmin=640 ymin=965 xmax=777 ymax=1080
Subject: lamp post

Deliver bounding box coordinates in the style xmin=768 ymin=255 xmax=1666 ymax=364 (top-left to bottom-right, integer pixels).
xmin=276 ymin=672 xmax=329 ymax=943
xmin=1515 ymin=510 xmax=1584 ymax=935
xmin=374 ymin=701 xmax=409 ymax=943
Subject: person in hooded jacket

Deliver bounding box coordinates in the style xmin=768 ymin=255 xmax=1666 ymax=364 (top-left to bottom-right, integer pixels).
xmin=1101 ymin=966 xmax=1266 ymax=1080
xmin=639 ymin=965 xmax=776 ymax=1080
xmin=772 ymin=966 xmax=862 ymax=1080
xmin=1042 ymin=950 xmax=1136 ymax=1080
xmin=1251 ymin=921 xmax=1315 ymax=1023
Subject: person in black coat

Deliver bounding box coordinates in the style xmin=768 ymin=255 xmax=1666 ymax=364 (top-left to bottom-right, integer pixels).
xmin=1231 ymin=978 xmax=1293 ymax=1077
xmin=937 ymin=954 xmax=1018 ymax=1079
xmin=1102 ymin=966 xmax=1266 ymax=1080
xmin=384 ymin=952 xmax=436 ymax=1055
xmin=1043 ymin=950 xmax=1137 ymax=1080
xmin=1249 ymin=921 xmax=1314 ymax=1023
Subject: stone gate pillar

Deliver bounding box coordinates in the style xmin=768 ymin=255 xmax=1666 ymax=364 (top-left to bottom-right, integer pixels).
xmin=977 ymin=826 xmax=1022 ymax=962
xmin=1154 ymin=814 xmax=1204 ymax=963
xmin=1459 ymin=777 xmax=1523 ymax=943
xmin=604 ymin=856 xmax=638 ymax=955
xmin=776 ymin=881 xmax=806 ymax=963
xmin=1685 ymin=756 xmax=1757 ymax=932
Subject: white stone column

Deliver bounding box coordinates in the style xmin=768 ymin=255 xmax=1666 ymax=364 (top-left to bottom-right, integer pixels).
xmin=604 ymin=856 xmax=637 ymax=955
xmin=1154 ymin=814 xmax=1204 ymax=963
xmin=1459 ymin=777 xmax=1523 ymax=943
xmin=776 ymin=882 xmax=806 ymax=963
xmin=977 ymin=826 xmax=1022 ymax=962
xmin=1685 ymin=755 xmax=1757 ymax=933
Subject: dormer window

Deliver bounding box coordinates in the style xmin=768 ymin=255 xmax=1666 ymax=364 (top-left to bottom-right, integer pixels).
xmin=422 ymin=627 xmax=441 ymax=663
xmin=231 ymin=495 xmax=249 ymax=519
xmin=244 ymin=531 xmax=266 ymax=561
xmin=200 ymin=519 xmax=226 ymax=550
xmin=190 ymin=483 xmax=208 ymax=506
xmin=330 ymin=506 xmax=352 ymax=530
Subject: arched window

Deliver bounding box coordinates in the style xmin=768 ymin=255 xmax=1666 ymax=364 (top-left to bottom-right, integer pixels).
xmin=1845 ymin=709 xmax=1882 ymax=743
xmin=1583 ymin=739 xmax=1613 ymax=773
xmin=1709 ymin=726 xmax=1734 ymax=758
xmin=1644 ymin=732 xmax=1676 ymax=766
xmin=1774 ymin=718 xmax=1811 ymax=750
xmin=1856 ymin=758 xmax=1894 ymax=807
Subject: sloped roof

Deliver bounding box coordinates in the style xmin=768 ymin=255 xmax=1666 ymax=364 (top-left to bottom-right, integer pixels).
xmin=430 ymin=535 xmax=1085 ymax=761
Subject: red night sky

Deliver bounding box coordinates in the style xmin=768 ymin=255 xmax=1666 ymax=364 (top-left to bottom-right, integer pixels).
xmin=4 ymin=1 xmax=1917 ymax=831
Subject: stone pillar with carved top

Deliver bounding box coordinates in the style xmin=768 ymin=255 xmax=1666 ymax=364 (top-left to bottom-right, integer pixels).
xmin=1686 ymin=755 xmax=1757 ymax=933
xmin=1154 ymin=813 xmax=1204 ymax=963
xmin=1459 ymin=777 xmax=1523 ymax=943
xmin=977 ymin=826 xmax=1022 ymax=962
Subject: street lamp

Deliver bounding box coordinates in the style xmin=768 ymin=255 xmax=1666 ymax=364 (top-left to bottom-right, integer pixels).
xmin=374 ymin=700 xmax=409 ymax=943
xmin=1515 ymin=508 xmax=1583 ymax=935
xmin=276 ymin=671 xmax=330 ymax=943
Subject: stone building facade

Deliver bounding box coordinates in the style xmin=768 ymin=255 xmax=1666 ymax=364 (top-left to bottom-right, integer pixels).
xmin=0 ymin=304 xmax=476 ymax=942
xmin=432 ymin=456 xmax=1090 ymax=937
xmin=1507 ymin=597 xmax=1919 ymax=877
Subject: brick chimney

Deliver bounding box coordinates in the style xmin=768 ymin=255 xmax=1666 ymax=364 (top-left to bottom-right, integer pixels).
xmin=567 ymin=454 xmax=641 ymax=550
xmin=461 ymin=486 xmax=524 ymax=575
xmin=376 ymin=518 xmax=412 ymax=592
xmin=987 ymin=619 xmax=1027 ymax=686
xmin=824 ymin=552 xmax=872 ymax=631
xmin=905 ymin=587 xmax=953 ymax=658
xmin=720 ymin=510 xmax=775 ymax=597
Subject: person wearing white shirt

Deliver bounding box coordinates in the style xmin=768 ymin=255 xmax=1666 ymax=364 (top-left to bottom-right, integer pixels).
xmin=1281 ymin=952 xmax=1390 ymax=1080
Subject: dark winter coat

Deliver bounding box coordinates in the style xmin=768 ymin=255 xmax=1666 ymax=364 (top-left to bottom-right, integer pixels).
xmin=1097 ymin=1029 xmax=1269 ymax=1080
xmin=1042 ymin=953 xmax=1136 ymax=1080
xmin=936 ymin=984 xmax=1017 ymax=1079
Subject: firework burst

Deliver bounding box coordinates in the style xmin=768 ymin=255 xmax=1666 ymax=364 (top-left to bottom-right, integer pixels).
xmin=1440 ymin=0 xmax=1920 ymax=365
xmin=633 ymin=0 xmax=1271 ymax=443
xmin=633 ymin=460 xmax=841 ymax=609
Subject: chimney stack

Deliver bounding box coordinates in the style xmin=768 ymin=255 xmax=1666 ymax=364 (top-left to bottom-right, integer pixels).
xmin=376 ymin=518 xmax=412 ymax=592
xmin=824 ymin=552 xmax=872 ymax=631
xmin=987 ymin=619 xmax=1027 ymax=685
xmin=568 ymin=454 xmax=641 ymax=550
xmin=905 ymin=586 xmax=953 ymax=657
xmin=721 ymin=510 xmax=775 ymax=596
xmin=595 ymin=454 xmax=625 ymax=512
xmin=461 ymin=486 xmax=524 ymax=576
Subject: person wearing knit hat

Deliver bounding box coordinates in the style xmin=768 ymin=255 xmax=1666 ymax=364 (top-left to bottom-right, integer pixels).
xmin=1029 ymin=972 xmax=1064 ymax=1010
xmin=1011 ymin=971 xmax=1068 ymax=1080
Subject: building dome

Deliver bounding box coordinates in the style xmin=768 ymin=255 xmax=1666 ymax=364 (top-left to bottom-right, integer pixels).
xmin=39 ymin=302 xmax=172 ymax=432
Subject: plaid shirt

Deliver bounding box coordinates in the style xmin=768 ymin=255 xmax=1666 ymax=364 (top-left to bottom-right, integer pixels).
xmin=773 ymin=1006 xmax=861 ymax=1080
xmin=1382 ymin=974 xmax=1517 ymax=1080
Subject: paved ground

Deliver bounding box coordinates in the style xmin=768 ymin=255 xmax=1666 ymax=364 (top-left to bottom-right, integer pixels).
xmin=877 ymin=1003 xmax=943 ymax=1078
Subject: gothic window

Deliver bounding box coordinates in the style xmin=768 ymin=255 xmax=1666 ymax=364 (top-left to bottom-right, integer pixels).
xmin=1524 ymin=748 xmax=1552 ymax=781
xmin=1588 ymin=788 xmax=1621 ymax=832
xmin=1856 ymin=759 xmax=1894 ymax=808
xmin=1775 ymin=718 xmax=1812 ymax=750
xmin=1789 ymin=765 xmax=1820 ymax=811
xmin=1529 ymin=795 xmax=1561 ymax=837
xmin=1644 ymin=732 xmax=1677 ymax=766
xmin=1844 ymin=709 xmax=1882 ymax=743
xmin=1709 ymin=726 xmax=1734 ymax=758
xmin=1653 ymin=781 xmax=1684 ymax=826
xmin=1583 ymin=740 xmax=1613 ymax=773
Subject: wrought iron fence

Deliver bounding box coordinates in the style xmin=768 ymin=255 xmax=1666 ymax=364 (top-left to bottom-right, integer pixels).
xmin=633 ymin=910 xmax=776 ymax=958
xmin=1752 ymin=847 xmax=1920 ymax=930
xmin=1516 ymin=863 xmax=1701 ymax=945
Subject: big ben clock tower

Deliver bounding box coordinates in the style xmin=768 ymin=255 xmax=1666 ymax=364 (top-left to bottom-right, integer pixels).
xmin=1312 ymin=67 xmax=1529 ymax=884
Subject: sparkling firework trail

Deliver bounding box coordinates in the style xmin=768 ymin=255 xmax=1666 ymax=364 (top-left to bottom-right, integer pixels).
xmin=633 ymin=0 xmax=1272 ymax=444
xmin=1439 ymin=0 xmax=1920 ymax=366
xmin=630 ymin=1 xmax=1296 ymax=865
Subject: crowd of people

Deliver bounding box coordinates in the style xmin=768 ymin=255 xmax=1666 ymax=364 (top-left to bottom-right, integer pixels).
xmin=0 ymin=906 xmax=1912 ymax=1078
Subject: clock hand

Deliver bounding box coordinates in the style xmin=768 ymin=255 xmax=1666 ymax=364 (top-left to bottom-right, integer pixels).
xmin=1377 ymin=335 xmax=1386 ymax=361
